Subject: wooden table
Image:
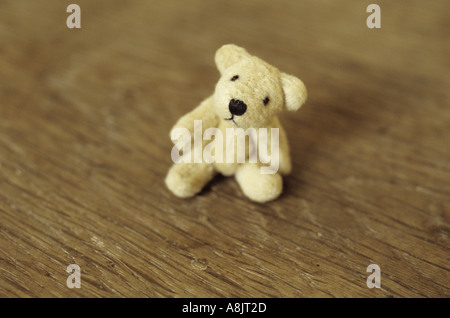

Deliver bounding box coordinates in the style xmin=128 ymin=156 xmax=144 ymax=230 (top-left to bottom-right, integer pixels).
xmin=0 ymin=0 xmax=448 ymax=297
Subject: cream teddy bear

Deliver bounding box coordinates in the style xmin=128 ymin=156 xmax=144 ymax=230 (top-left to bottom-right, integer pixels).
xmin=165 ymin=44 xmax=307 ymax=202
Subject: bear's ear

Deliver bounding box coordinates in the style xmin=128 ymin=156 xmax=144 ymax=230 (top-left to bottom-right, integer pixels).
xmin=215 ymin=44 xmax=251 ymax=74
xmin=281 ymin=72 xmax=307 ymax=111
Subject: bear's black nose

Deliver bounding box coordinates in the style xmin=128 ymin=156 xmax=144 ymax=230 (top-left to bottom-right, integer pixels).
xmin=229 ymin=99 xmax=247 ymax=116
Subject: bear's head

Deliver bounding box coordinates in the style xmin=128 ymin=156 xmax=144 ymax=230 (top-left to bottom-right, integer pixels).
xmin=213 ymin=44 xmax=307 ymax=129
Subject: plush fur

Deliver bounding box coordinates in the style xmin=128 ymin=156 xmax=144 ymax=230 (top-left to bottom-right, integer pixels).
xmin=165 ymin=44 xmax=307 ymax=202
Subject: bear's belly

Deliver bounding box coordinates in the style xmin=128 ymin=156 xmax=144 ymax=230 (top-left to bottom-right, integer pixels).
xmin=213 ymin=161 xmax=239 ymax=176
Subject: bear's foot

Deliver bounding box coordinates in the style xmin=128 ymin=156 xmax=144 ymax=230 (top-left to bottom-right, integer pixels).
xmin=165 ymin=162 xmax=216 ymax=198
xmin=235 ymin=164 xmax=282 ymax=203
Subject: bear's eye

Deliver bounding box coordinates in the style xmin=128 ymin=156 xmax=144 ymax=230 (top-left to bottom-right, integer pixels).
xmin=231 ymin=75 xmax=239 ymax=81
xmin=263 ymin=97 xmax=270 ymax=106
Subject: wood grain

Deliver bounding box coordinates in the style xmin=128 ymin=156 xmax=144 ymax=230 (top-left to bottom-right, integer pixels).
xmin=0 ymin=0 xmax=449 ymax=297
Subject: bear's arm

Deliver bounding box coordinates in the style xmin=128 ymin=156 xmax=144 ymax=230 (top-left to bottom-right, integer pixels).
xmin=273 ymin=118 xmax=292 ymax=175
xmin=170 ymin=95 xmax=219 ymax=144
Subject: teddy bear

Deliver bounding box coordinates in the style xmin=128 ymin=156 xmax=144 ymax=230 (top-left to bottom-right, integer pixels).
xmin=165 ymin=44 xmax=307 ymax=203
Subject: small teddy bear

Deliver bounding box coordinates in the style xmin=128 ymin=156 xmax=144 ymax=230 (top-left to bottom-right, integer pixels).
xmin=165 ymin=44 xmax=307 ymax=202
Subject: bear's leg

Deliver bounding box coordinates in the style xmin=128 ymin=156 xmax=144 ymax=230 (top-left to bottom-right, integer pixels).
xmin=165 ymin=162 xmax=216 ymax=198
xmin=235 ymin=163 xmax=282 ymax=203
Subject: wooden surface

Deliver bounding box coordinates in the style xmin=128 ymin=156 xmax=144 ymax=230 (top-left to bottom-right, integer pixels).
xmin=0 ymin=0 xmax=449 ymax=298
